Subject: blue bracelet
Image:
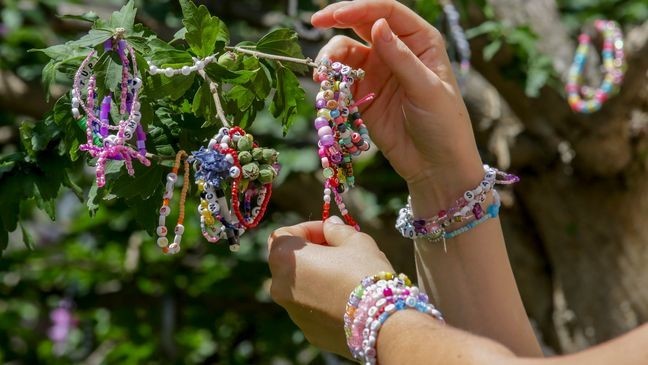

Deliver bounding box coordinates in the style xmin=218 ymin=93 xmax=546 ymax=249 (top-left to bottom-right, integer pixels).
xmin=444 ymin=190 xmax=501 ymax=240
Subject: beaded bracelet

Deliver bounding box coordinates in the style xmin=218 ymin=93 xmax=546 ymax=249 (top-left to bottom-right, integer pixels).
xmin=344 ymin=272 xmax=412 ymax=341
xmin=566 ymin=20 xmax=625 ymax=114
xmin=442 ymin=1 xmax=471 ymax=82
xmin=345 ymin=273 xmax=444 ymax=364
xmin=314 ymin=58 xmax=373 ymax=230
xmin=156 ymin=150 xmax=190 ymax=255
xmin=444 ymin=189 xmax=500 ymax=239
xmin=190 ymin=127 xmax=279 ymax=252
xmin=73 ymin=28 xmax=150 ymax=188
xmin=395 ymin=165 xmax=518 ymax=242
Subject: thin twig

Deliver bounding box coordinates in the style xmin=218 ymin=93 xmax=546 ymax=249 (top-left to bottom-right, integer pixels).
xmin=145 ymin=153 xmax=176 ymax=161
xmin=225 ymin=46 xmax=319 ymax=68
xmin=197 ymin=69 xmax=231 ymax=127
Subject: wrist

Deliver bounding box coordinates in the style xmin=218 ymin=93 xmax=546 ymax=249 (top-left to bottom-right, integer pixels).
xmin=406 ymin=157 xmax=484 ymax=218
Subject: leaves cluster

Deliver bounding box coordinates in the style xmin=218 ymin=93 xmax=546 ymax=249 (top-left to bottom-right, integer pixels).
xmin=3 ymin=0 xmax=308 ymax=250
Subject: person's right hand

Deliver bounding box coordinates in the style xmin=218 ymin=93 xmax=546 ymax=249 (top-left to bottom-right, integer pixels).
xmin=312 ymin=0 xmax=484 ymax=213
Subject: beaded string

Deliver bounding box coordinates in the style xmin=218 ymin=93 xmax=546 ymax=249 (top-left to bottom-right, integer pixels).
xmin=566 ymin=20 xmax=625 ymax=114
xmin=73 ymin=29 xmax=150 ymax=188
xmin=313 ymin=58 xmax=372 ymax=230
xmin=189 ymin=127 xmax=279 ymax=252
xmin=396 ymin=165 xmax=518 ymax=245
xmin=157 ymin=150 xmax=190 ymax=255
xmin=442 ymin=0 xmax=471 ymax=83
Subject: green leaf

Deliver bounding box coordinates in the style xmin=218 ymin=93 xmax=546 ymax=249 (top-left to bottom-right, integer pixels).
xmin=483 ymin=39 xmax=502 ymax=61
xmin=179 ymin=0 xmax=229 ymax=58
xmin=107 ymin=0 xmax=137 ymax=32
xmin=147 ymin=73 xmax=196 ymax=101
xmin=192 ymin=81 xmax=218 ymax=127
xmin=58 ymin=12 xmax=100 ymax=23
xmin=149 ymin=40 xmax=194 ymax=67
xmin=111 ymin=163 xmax=165 ymax=200
xmin=270 ymin=66 xmax=305 ymax=135
xmin=226 ymin=85 xmax=255 ymax=111
xmin=70 ymin=28 xmax=113 ymax=48
xmin=20 ymin=223 xmax=35 ymax=251
xmin=465 ymin=21 xmax=501 ymax=39
xmin=256 ymin=28 xmax=308 ymax=73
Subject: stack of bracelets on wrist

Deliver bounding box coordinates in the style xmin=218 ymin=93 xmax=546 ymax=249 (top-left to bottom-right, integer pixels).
xmin=566 ymin=20 xmax=625 ymax=114
xmin=395 ymin=165 xmax=518 ymax=245
xmin=157 ymin=127 xmax=279 ymax=254
xmin=73 ymin=28 xmax=150 ymax=188
xmin=344 ymin=272 xmax=444 ymax=364
xmin=313 ymin=58 xmax=374 ymax=230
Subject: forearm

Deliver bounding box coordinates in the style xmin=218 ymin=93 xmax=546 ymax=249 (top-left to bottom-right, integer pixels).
xmin=377 ymin=309 xmax=517 ymax=365
xmin=407 ymin=171 xmax=542 ymax=357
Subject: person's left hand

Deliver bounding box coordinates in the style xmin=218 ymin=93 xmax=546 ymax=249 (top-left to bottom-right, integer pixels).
xmin=267 ymin=216 xmax=394 ymax=356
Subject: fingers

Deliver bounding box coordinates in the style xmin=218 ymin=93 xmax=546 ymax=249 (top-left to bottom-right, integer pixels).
xmin=312 ymin=0 xmax=436 ymax=55
xmin=323 ymin=216 xmax=368 ymax=247
xmin=312 ymin=0 xmax=456 ymax=86
xmin=316 ymin=35 xmax=370 ymax=70
xmin=371 ymin=19 xmax=444 ymax=101
xmin=268 ymin=221 xmax=325 ymax=251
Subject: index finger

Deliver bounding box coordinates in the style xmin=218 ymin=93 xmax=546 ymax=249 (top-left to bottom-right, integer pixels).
xmin=268 ymin=221 xmax=326 ymax=252
xmin=311 ymin=0 xmax=442 ymax=57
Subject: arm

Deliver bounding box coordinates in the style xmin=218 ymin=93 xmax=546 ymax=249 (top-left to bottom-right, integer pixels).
xmin=311 ymin=0 xmax=541 ymax=355
xmin=268 ymin=220 xmax=648 ymax=365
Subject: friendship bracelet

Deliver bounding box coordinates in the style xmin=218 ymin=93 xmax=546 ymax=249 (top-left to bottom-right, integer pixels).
xmin=345 ymin=273 xmax=444 ymax=364
xmin=566 ymin=20 xmax=625 ymax=114
xmin=157 ymin=150 xmax=190 ymax=255
xmin=444 ymin=189 xmax=500 ymax=240
xmin=344 ymin=272 xmax=412 ymax=341
xmin=73 ymin=29 xmax=150 ymax=188
xmin=395 ymin=165 xmax=518 ymax=242
xmin=189 ymin=127 xmax=280 ymax=252
xmin=314 ymin=58 xmax=373 ymax=230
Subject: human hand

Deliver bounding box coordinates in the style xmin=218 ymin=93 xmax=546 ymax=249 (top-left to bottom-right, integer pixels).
xmin=312 ymin=0 xmax=484 ymax=213
xmin=267 ymin=216 xmax=393 ymax=356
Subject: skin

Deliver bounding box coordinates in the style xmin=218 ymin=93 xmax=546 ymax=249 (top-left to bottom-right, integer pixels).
xmin=311 ymin=0 xmax=541 ymax=356
xmin=268 ymin=219 xmax=648 ymax=364
xmin=267 ymin=0 xmax=648 ymax=363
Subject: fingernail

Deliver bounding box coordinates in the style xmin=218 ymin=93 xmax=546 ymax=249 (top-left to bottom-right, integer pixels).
xmin=378 ymin=19 xmax=393 ymax=42
xmin=326 ymin=215 xmax=344 ymax=225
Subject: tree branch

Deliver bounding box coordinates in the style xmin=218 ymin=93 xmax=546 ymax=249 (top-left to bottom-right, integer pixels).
xmin=197 ymin=69 xmax=231 ymax=128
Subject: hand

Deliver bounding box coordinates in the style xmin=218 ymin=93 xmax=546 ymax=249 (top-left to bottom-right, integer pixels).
xmin=312 ymin=0 xmax=484 ymax=212
xmin=267 ymin=216 xmax=394 ymax=356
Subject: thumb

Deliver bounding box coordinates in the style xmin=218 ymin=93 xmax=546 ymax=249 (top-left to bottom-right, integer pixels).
xmin=323 ymin=216 xmax=360 ymax=247
xmin=370 ymin=18 xmax=442 ymax=96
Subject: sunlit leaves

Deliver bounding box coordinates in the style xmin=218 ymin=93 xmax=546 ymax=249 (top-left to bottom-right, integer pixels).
xmin=179 ymin=0 xmax=229 ymax=57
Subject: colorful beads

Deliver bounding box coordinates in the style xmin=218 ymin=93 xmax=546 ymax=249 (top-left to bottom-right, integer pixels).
xmin=157 ymin=151 xmax=190 ymax=255
xmin=188 ymin=127 xmax=280 ymax=252
xmin=395 ymin=165 xmax=518 ymax=244
xmin=344 ymin=273 xmax=444 ymax=364
xmin=566 ymin=20 xmax=625 ymax=114
xmin=74 ymin=35 xmax=150 ymax=188
xmin=314 ymin=58 xmax=373 ymax=230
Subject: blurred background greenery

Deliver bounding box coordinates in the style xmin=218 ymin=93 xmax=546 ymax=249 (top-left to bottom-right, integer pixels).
xmin=0 ymin=0 xmax=647 ymax=364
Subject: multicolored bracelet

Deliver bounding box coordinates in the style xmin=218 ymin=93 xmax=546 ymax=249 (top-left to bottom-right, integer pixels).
xmin=566 ymin=20 xmax=625 ymax=114
xmin=345 ymin=273 xmax=444 ymax=364
xmin=313 ymin=58 xmax=374 ymax=230
xmin=73 ymin=28 xmax=150 ymax=188
xmin=157 ymin=150 xmax=190 ymax=255
xmin=156 ymin=127 xmax=280 ymax=254
xmin=395 ymin=165 xmax=518 ymax=242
